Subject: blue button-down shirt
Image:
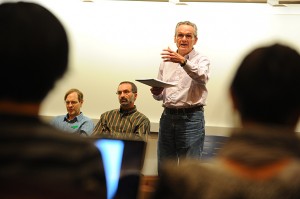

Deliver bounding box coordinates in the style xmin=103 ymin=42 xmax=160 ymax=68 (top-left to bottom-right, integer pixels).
xmin=50 ymin=112 xmax=94 ymax=136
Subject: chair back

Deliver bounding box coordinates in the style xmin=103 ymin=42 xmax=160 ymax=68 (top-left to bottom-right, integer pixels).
xmin=202 ymin=135 xmax=229 ymax=160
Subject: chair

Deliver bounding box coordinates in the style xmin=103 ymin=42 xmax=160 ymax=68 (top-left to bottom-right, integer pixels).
xmin=202 ymin=135 xmax=229 ymax=160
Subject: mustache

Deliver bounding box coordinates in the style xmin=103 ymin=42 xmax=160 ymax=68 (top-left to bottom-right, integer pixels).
xmin=120 ymin=97 xmax=128 ymax=102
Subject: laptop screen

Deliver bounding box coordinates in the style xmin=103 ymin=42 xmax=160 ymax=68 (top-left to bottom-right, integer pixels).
xmin=89 ymin=134 xmax=147 ymax=199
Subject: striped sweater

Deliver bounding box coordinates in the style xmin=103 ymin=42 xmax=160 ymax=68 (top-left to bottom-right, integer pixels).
xmin=92 ymin=106 xmax=150 ymax=140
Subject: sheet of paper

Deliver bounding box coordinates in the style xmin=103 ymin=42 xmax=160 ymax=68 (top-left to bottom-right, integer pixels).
xmin=135 ymin=78 xmax=177 ymax=88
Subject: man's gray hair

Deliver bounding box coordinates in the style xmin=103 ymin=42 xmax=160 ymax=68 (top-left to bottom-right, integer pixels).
xmin=174 ymin=21 xmax=198 ymax=38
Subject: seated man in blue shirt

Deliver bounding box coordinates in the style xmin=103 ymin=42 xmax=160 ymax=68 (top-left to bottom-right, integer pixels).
xmin=51 ymin=88 xmax=94 ymax=136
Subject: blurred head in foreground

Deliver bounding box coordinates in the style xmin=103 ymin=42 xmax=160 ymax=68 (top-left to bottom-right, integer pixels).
xmin=0 ymin=2 xmax=107 ymax=199
xmin=230 ymin=43 xmax=300 ymax=129
xmin=0 ymin=1 xmax=68 ymax=106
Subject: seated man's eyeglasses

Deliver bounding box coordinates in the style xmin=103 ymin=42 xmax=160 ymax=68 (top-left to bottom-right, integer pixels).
xmin=116 ymin=90 xmax=132 ymax=95
xmin=65 ymin=101 xmax=79 ymax=105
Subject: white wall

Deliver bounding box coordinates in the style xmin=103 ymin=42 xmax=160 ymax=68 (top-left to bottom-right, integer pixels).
xmin=16 ymin=0 xmax=300 ymax=131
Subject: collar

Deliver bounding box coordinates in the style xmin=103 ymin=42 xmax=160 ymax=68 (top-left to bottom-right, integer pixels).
xmin=186 ymin=48 xmax=196 ymax=59
xmin=221 ymin=128 xmax=300 ymax=167
xmin=119 ymin=105 xmax=137 ymax=116
xmin=177 ymin=48 xmax=195 ymax=60
xmin=64 ymin=112 xmax=83 ymax=123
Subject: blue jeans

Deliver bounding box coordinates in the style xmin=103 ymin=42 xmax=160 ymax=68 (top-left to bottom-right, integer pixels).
xmin=157 ymin=108 xmax=205 ymax=174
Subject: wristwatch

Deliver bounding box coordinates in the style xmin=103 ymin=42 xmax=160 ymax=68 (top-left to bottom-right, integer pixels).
xmin=180 ymin=59 xmax=187 ymax=67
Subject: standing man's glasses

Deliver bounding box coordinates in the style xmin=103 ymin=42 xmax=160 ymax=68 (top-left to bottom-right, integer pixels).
xmin=176 ymin=33 xmax=194 ymax=40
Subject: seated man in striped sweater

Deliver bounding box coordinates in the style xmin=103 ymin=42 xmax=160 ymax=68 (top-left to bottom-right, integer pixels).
xmin=92 ymin=81 xmax=150 ymax=141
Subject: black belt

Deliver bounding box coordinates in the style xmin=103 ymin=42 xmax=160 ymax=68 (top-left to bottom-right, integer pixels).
xmin=164 ymin=106 xmax=203 ymax=114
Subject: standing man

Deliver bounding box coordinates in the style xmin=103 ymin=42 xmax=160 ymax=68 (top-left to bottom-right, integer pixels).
xmin=150 ymin=21 xmax=210 ymax=173
xmin=152 ymin=43 xmax=300 ymax=199
xmin=51 ymin=88 xmax=94 ymax=136
xmin=93 ymin=81 xmax=150 ymax=141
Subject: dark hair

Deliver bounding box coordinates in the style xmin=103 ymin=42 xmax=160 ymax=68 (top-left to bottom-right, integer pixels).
xmin=0 ymin=2 xmax=68 ymax=103
xmin=119 ymin=81 xmax=138 ymax=93
xmin=230 ymin=43 xmax=300 ymax=126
